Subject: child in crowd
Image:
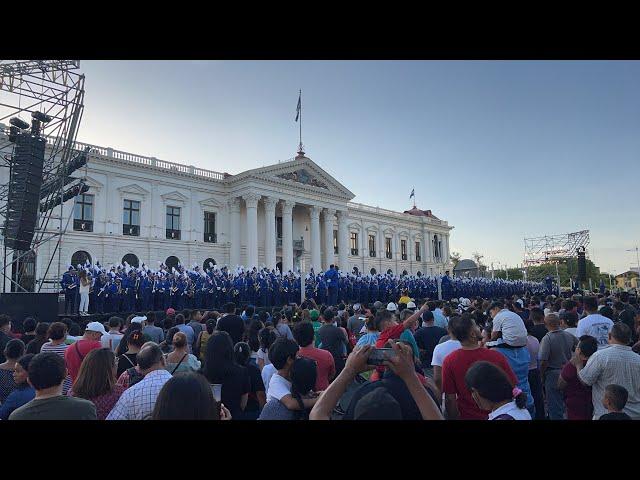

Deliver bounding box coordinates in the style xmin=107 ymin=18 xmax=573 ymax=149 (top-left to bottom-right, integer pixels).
xmin=599 ymin=384 xmax=632 ymax=420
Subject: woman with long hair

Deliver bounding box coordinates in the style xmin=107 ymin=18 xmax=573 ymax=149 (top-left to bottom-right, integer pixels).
xmin=151 ymin=372 xmax=231 ymax=420
xmin=233 ymin=342 xmax=266 ymax=419
xmin=464 ymin=361 xmax=531 ymax=420
xmin=256 ymin=327 xmax=277 ymax=371
xmin=25 ymin=322 xmax=49 ymax=355
xmin=70 ymin=348 xmax=125 ymax=420
xmin=244 ymin=319 xmax=264 ymax=366
xmin=165 ymin=332 xmax=201 ymax=374
xmin=200 ymin=331 xmax=250 ymax=419
xmin=78 ymin=270 xmax=92 ymax=316
xmin=159 ymin=326 xmax=180 ymax=355
xmin=40 ymin=322 xmax=72 ymax=394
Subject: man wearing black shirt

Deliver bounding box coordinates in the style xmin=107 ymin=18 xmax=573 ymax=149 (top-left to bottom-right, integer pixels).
xmin=217 ymin=303 xmax=245 ymax=345
xmin=413 ymin=310 xmax=447 ymax=370
xmin=528 ymin=308 xmax=548 ymax=343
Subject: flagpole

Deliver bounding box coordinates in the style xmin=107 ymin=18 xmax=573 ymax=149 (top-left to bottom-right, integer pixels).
xmin=413 ymin=187 xmax=416 ymax=208
xmin=298 ymin=89 xmax=303 ymax=154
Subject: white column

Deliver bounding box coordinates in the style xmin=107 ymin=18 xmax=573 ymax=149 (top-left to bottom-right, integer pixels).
xmin=263 ymin=197 xmax=278 ymax=270
xmin=444 ymin=233 xmax=450 ymax=265
xmin=310 ymin=205 xmax=322 ymax=271
xmin=337 ymin=210 xmax=349 ymax=272
xmin=281 ymin=200 xmax=295 ymax=273
xmin=228 ymin=198 xmax=241 ymax=267
xmin=322 ymin=208 xmax=336 ymax=270
xmin=243 ymin=193 xmax=260 ymax=269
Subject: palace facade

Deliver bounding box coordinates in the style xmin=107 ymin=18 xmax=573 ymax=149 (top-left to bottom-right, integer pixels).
xmin=0 ymin=132 xmax=454 ymax=291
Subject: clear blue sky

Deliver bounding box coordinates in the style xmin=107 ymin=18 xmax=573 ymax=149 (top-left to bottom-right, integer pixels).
xmin=77 ymin=60 xmax=640 ymax=276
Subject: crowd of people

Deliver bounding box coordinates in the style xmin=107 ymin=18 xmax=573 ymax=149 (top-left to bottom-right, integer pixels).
xmin=60 ymin=259 xmax=549 ymax=315
xmin=1 ymin=285 xmax=639 ymax=420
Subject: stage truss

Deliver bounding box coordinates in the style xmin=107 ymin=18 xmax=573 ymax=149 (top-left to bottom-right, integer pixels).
xmin=0 ymin=60 xmax=86 ymax=292
xmin=523 ymin=230 xmax=590 ymax=267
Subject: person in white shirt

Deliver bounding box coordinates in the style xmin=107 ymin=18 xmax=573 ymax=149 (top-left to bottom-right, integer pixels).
xmin=107 ymin=343 xmax=172 ymax=420
xmin=559 ymin=311 xmax=579 ymax=338
xmin=465 ymin=360 xmax=531 ymax=420
xmin=487 ymin=301 xmax=528 ymax=348
xmin=431 ymin=322 xmax=463 ymax=395
xmin=576 ymin=297 xmax=614 ymax=350
xmin=101 ymin=317 xmax=124 ymax=352
xmin=265 ymin=338 xmax=318 ymax=412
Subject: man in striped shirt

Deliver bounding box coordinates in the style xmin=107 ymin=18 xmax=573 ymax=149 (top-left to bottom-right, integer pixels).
xmin=107 ymin=343 xmax=171 ymax=420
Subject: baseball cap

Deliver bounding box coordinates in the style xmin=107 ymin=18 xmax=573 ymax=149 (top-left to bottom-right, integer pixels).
xmin=131 ymin=316 xmax=147 ymax=324
xmin=166 ymin=308 xmax=176 ymax=316
xmin=406 ymin=301 xmax=416 ymax=310
xmin=516 ymin=299 xmax=524 ymax=308
xmin=353 ymin=303 xmax=361 ymax=311
xmin=85 ymin=321 xmax=107 ymax=336
xmin=373 ymin=301 xmax=384 ymax=310
xmin=309 ymin=309 xmax=320 ymax=321
xmin=353 ymin=387 xmax=403 ymax=420
xmin=386 ymin=302 xmax=397 ymax=312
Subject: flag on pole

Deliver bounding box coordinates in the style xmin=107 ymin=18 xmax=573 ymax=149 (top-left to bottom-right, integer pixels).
xmin=409 ymin=188 xmax=415 ymax=199
xmin=295 ymin=91 xmax=301 ymax=122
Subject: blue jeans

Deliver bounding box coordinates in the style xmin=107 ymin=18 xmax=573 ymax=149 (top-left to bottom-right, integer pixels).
xmin=544 ymin=369 xmax=565 ymax=420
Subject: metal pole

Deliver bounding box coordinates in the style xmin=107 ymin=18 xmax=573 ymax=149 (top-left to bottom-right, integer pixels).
xmin=555 ymin=261 xmax=561 ymax=295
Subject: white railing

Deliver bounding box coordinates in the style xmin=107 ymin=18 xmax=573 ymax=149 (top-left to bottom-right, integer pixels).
xmin=0 ymin=129 xmax=226 ymax=182
xmin=348 ymin=201 xmax=447 ymax=226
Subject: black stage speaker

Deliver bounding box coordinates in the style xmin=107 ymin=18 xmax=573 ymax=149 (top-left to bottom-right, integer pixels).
xmin=0 ymin=293 xmax=59 ymax=327
xmin=577 ymin=247 xmax=587 ymax=283
xmin=5 ymin=133 xmax=46 ymax=251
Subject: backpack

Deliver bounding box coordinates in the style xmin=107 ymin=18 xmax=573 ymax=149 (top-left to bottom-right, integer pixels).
xmin=127 ymin=367 xmax=145 ymax=387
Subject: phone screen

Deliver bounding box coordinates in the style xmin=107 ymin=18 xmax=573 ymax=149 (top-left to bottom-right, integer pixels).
xmin=366 ymin=348 xmax=397 ymax=366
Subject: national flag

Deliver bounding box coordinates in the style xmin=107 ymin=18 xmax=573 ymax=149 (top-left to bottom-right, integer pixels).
xmin=409 ymin=188 xmax=415 ymax=199
xmin=295 ymin=91 xmax=301 ymax=122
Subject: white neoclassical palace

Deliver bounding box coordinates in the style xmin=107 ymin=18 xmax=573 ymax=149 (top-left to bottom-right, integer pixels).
xmin=1 ymin=132 xmax=454 ymax=290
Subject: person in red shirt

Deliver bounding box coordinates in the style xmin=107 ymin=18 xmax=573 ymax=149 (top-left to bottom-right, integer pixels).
xmin=293 ymin=321 xmax=335 ymax=391
xmin=557 ymin=335 xmax=597 ymax=420
xmin=64 ymin=321 xmax=106 ymax=383
xmin=442 ymin=315 xmax=518 ymax=420
xmin=369 ymin=305 xmax=426 ymax=381
xmin=375 ymin=304 xmax=426 ymax=349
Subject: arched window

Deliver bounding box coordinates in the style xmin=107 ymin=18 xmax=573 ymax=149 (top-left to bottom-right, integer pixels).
xmin=416 ymin=271 xmax=422 ymax=277
xmin=203 ymin=258 xmax=216 ymax=271
xmin=387 ymin=269 xmax=393 ymax=275
xmin=433 ymin=234 xmax=440 ymax=259
xmin=122 ymin=253 xmax=139 ymax=268
xmin=165 ymin=256 xmax=180 ymax=271
xmin=352 ymin=266 xmax=359 ymax=275
xmin=370 ymin=267 xmax=377 ymax=275
xmin=402 ymin=269 xmax=408 ymax=276
xmin=71 ymin=250 xmax=91 ymax=268
xmin=276 ymin=261 xmax=283 ymax=273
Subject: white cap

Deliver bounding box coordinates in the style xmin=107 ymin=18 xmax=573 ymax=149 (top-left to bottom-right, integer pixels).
xmin=131 ymin=316 xmax=147 ymax=324
xmin=353 ymin=303 xmax=361 ymax=311
xmin=406 ymin=301 xmax=416 ymax=309
xmin=85 ymin=321 xmax=107 ymax=336
xmin=386 ymin=302 xmax=398 ymax=312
